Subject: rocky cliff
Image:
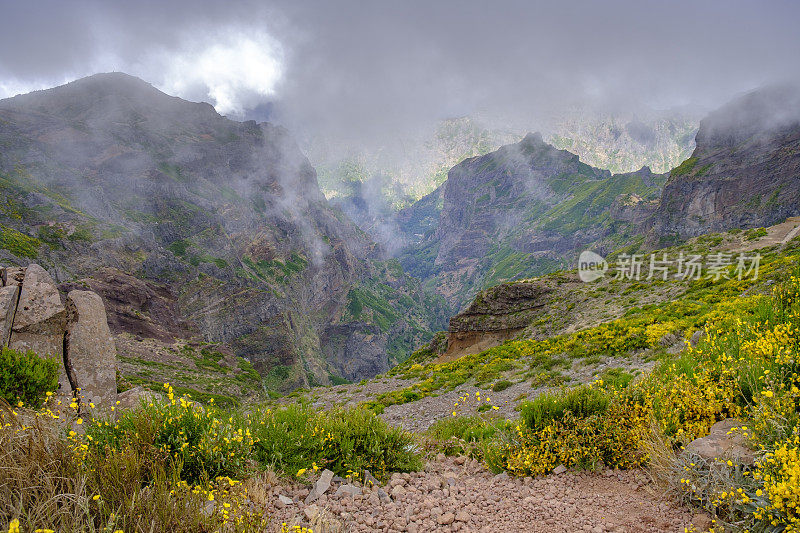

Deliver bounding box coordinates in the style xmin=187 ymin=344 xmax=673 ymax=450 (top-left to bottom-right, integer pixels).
xmin=0 ymin=73 xmax=447 ymax=392
xmin=652 ymin=85 xmax=800 ymax=239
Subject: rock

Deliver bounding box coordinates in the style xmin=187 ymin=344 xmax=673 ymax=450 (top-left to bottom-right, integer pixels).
xmin=0 ymin=284 xmax=19 ymax=346
xmin=495 ymin=472 xmax=510 ymax=481
xmin=377 ymin=487 xmax=391 ymax=503
xmin=305 ymin=469 xmax=335 ymax=504
xmin=690 ymin=330 xmax=705 ymax=347
xmin=65 ymin=290 xmax=118 ymax=410
xmin=438 ymin=512 xmax=455 ymax=526
xmin=277 ymin=494 xmax=294 ymax=506
xmin=303 ymin=504 xmax=320 ymax=521
xmin=334 ymin=484 xmax=362 ymax=498
xmin=9 ymin=264 xmax=69 ymax=392
xmin=117 ymin=385 xmax=164 ymax=410
xmin=391 ymin=485 xmax=406 ymax=497
xmin=455 ymin=510 xmax=470 ymax=523
xmin=2 ymin=267 xmax=25 ymax=287
xmin=553 ymin=465 xmax=568 ymax=475
xmin=684 ymin=418 xmax=755 ymax=465
xmin=363 ymin=469 xmax=379 ymax=487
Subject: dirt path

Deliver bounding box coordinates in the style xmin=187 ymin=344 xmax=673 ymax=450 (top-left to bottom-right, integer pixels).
xmin=725 ymin=216 xmax=800 ymax=252
xmin=265 ymin=455 xmax=697 ymax=532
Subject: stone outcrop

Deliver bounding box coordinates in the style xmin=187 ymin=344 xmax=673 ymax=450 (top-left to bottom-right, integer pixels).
xmin=8 ymin=264 xmax=70 ymax=392
xmin=0 ymin=264 xmax=117 ymax=409
xmin=440 ymin=280 xmax=554 ymax=361
xmin=65 ymin=290 xmax=118 ymax=409
xmin=0 ymin=285 xmax=19 ymax=347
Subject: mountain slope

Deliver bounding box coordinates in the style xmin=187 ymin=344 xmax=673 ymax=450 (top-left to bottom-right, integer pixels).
xmin=0 ymin=73 xmax=447 ymax=392
xmin=652 ymin=85 xmax=800 ymax=239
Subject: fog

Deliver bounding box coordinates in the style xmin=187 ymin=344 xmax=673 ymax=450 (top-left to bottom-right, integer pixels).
xmin=2 ymin=0 xmax=799 ymax=152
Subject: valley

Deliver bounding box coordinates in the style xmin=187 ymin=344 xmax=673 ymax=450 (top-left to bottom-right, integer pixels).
xmin=2 ymin=75 xmax=800 ymax=533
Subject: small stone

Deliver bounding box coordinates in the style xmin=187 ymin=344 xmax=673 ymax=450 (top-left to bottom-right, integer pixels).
xmin=553 ymin=465 xmax=568 ymax=475
xmin=334 ymin=484 xmax=362 ymax=498
xmin=438 ymin=512 xmax=455 ymax=526
xmin=278 ymin=494 xmax=293 ymax=506
xmin=377 ymin=488 xmax=391 ymax=503
xmin=304 ymin=504 xmax=320 ymax=521
xmin=455 ymin=511 xmax=470 ymax=523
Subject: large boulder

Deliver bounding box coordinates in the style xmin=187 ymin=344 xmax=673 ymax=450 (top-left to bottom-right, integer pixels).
xmin=0 ymin=284 xmax=19 ymax=347
xmin=8 ymin=264 xmax=70 ymax=392
xmin=65 ymin=290 xmax=118 ymax=410
xmin=684 ymin=418 xmax=755 ymax=465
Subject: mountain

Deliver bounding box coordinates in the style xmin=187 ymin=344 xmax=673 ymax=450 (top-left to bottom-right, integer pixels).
xmin=398 ymin=132 xmax=665 ymax=309
xmin=0 ymin=73 xmax=448 ymax=395
xmin=652 ymin=85 xmax=800 ymax=239
xmin=309 ymin=114 xmax=697 ymax=254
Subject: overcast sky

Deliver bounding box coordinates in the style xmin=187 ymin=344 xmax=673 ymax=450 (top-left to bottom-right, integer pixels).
xmin=2 ymin=0 xmax=799 ymax=147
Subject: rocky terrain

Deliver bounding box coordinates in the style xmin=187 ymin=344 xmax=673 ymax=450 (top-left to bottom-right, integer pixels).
xmin=264 ymin=457 xmax=698 ymax=533
xmin=0 ymin=73 xmax=448 ymax=396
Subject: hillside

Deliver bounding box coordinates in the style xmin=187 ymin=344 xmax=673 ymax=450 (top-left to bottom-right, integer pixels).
xmin=0 ymin=73 xmax=448 ymax=398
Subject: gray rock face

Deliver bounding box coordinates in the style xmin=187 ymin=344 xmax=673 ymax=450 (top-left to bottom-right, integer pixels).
xmin=8 ymin=264 xmax=70 ymax=391
xmin=65 ymin=290 xmax=118 ymax=410
xmin=0 ymin=284 xmax=19 ymax=347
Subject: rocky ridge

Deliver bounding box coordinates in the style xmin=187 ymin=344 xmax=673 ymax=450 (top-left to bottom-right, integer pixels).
xmin=0 ymin=73 xmax=447 ymax=393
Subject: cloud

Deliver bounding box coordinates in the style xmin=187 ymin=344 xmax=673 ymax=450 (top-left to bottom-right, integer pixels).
xmin=0 ymin=0 xmax=799 ymax=149
xmin=154 ymin=32 xmax=283 ymax=116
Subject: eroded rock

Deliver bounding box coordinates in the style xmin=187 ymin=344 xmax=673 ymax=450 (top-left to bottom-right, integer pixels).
xmin=684 ymin=418 xmax=755 ymax=465
xmin=0 ymin=284 xmax=20 ymax=347
xmin=9 ymin=264 xmax=69 ymax=391
xmin=65 ymin=290 xmax=118 ymax=410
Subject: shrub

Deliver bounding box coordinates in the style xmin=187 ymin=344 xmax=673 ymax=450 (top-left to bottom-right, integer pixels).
xmin=0 ymin=347 xmax=58 ymax=407
xmin=492 ymin=379 xmax=512 ymax=392
xmin=86 ymin=385 xmax=252 ymax=483
xmin=0 ymin=406 xmax=267 ymax=532
xmin=519 ymin=385 xmax=610 ymax=432
xmin=249 ymin=404 xmax=421 ymax=481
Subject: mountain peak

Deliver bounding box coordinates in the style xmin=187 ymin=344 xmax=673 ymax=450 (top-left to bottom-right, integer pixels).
xmin=520 ymin=131 xmax=545 ymax=146
xmin=0 ymin=71 xmax=219 ymax=122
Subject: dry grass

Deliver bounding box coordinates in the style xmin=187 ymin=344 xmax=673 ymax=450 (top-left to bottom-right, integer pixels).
xmin=0 ymin=399 xmax=269 ymax=532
